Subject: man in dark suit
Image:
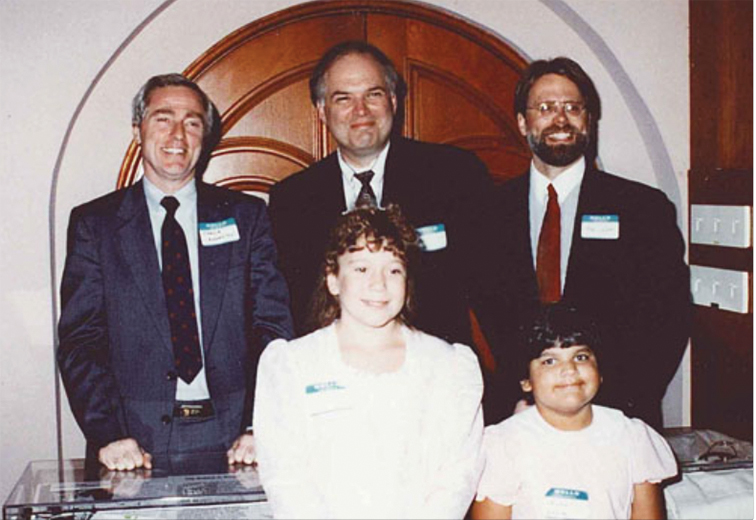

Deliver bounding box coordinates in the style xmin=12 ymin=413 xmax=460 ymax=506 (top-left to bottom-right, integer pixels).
xmin=479 ymin=57 xmax=691 ymax=429
xmin=268 ymin=41 xmax=492 ymax=346
xmin=58 ymin=74 xmax=293 ymax=471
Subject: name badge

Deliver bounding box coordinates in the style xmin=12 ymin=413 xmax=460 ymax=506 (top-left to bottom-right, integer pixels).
xmin=543 ymin=487 xmax=590 ymax=519
xmin=581 ymin=214 xmax=619 ymax=240
xmin=416 ymin=223 xmax=447 ymax=252
xmin=304 ymin=380 xmax=350 ymax=417
xmin=199 ymin=218 xmax=240 ymax=246
xmin=305 ymin=380 xmax=346 ymax=394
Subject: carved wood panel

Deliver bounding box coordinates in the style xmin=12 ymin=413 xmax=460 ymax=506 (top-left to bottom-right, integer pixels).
xmin=117 ymin=1 xmax=531 ymax=372
xmin=118 ymin=1 xmax=530 ymax=193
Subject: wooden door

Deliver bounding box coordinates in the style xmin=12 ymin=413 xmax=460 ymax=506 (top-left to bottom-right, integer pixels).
xmin=689 ymin=0 xmax=753 ymax=441
xmin=118 ymin=1 xmax=530 ymax=193
xmin=117 ymin=1 xmax=531 ymax=371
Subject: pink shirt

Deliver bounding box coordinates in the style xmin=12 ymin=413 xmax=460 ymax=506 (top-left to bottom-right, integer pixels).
xmin=477 ymin=405 xmax=677 ymax=519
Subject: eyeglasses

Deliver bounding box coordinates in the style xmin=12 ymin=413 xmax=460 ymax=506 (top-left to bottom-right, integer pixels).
xmin=527 ymin=101 xmax=586 ymax=118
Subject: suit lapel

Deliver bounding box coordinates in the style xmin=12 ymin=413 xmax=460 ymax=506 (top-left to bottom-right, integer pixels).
xmin=196 ymin=182 xmax=233 ymax=353
xmin=382 ymin=137 xmax=414 ymax=209
xmin=511 ymin=174 xmax=539 ymax=296
xmin=116 ymin=182 xmax=173 ymax=353
xmin=317 ymin=153 xmax=348 ymax=215
xmin=564 ymin=167 xmax=602 ymax=298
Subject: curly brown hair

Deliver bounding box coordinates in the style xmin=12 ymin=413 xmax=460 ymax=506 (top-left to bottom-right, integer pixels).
xmin=307 ymin=204 xmax=419 ymax=331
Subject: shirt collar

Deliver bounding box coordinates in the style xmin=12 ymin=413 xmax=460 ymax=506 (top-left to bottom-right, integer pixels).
xmin=143 ymin=175 xmax=197 ymax=212
xmin=337 ymin=141 xmax=391 ymax=184
xmin=529 ymin=156 xmax=585 ymax=203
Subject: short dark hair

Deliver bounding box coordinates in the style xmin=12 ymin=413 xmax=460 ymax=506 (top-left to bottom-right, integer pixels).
xmin=518 ymin=304 xmax=601 ymax=382
xmin=309 ymin=40 xmax=401 ymax=106
xmin=513 ymin=57 xmax=601 ymax=121
xmin=308 ymin=204 xmax=418 ymax=331
xmin=132 ymin=73 xmax=219 ymax=142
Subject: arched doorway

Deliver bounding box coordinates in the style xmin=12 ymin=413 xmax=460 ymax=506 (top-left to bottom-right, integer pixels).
xmin=117 ymin=0 xmax=532 ymax=371
xmin=118 ymin=0 xmax=530 ymax=194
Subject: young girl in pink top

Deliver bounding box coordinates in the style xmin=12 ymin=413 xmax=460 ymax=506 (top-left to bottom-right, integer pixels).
xmin=473 ymin=305 xmax=677 ymax=520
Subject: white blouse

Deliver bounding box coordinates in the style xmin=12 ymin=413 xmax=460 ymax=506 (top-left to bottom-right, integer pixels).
xmin=477 ymin=405 xmax=678 ymax=519
xmin=254 ymin=323 xmax=484 ymax=519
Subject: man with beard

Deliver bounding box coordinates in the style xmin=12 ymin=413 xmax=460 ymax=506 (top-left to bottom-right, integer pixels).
xmin=478 ymin=57 xmax=690 ymax=430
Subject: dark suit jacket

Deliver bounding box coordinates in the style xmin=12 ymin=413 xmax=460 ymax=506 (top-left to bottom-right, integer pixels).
xmin=478 ymin=166 xmax=691 ymax=428
xmin=57 ymin=180 xmax=293 ymax=455
xmin=268 ymin=136 xmax=492 ymax=345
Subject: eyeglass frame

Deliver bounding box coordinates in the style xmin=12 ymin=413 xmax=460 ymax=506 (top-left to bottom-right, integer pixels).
xmin=526 ymin=100 xmax=587 ymax=119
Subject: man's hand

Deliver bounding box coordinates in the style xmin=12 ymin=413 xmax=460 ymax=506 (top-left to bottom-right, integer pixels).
xmin=227 ymin=432 xmax=256 ymax=465
xmin=229 ymin=463 xmax=260 ymax=489
xmin=100 ymin=467 xmax=151 ymax=498
xmin=98 ymin=438 xmax=152 ymax=471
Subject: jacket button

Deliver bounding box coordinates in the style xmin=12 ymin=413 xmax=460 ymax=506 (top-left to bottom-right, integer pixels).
xmin=166 ymin=371 xmax=177 ymax=381
xmin=161 ymin=415 xmax=172 ymax=425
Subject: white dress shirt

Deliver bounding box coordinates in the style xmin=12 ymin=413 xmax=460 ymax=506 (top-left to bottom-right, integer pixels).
xmin=338 ymin=141 xmax=391 ymax=210
xmin=143 ymin=176 xmax=210 ymax=401
xmin=529 ymin=157 xmax=585 ymax=291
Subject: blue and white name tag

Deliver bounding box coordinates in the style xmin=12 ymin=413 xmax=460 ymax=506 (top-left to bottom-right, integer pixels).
xmin=581 ymin=214 xmax=619 ymax=240
xmin=304 ymin=380 xmax=350 ymax=417
xmin=305 ymin=380 xmax=346 ymax=394
xmin=199 ymin=218 xmax=240 ymax=246
xmin=543 ymin=487 xmax=590 ymax=519
xmin=416 ymin=223 xmax=447 ymax=252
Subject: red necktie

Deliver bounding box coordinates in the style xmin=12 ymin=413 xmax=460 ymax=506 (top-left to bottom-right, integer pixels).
xmin=537 ymin=184 xmax=561 ymax=303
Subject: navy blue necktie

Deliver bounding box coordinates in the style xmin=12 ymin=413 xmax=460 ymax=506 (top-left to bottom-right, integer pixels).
xmin=161 ymin=196 xmax=202 ymax=383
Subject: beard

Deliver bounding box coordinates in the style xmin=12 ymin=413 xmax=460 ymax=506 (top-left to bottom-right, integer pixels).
xmin=528 ymin=124 xmax=590 ymax=167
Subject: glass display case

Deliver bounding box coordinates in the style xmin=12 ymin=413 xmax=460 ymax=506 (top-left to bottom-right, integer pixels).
xmin=3 ymin=452 xmax=270 ymax=519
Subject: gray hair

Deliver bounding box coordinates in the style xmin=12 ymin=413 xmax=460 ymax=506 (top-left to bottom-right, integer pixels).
xmin=131 ymin=73 xmax=218 ymax=140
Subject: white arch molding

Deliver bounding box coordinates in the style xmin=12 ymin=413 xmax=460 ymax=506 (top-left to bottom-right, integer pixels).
xmin=51 ymin=0 xmax=690 ymax=458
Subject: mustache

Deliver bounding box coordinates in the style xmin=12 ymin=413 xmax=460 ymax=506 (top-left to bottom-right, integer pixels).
xmin=542 ymin=124 xmax=579 ymax=136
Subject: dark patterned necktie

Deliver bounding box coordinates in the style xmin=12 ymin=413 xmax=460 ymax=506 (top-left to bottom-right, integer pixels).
xmin=161 ymin=196 xmax=202 ymax=383
xmin=354 ymin=170 xmax=377 ymax=208
xmin=536 ymin=184 xmax=561 ymax=303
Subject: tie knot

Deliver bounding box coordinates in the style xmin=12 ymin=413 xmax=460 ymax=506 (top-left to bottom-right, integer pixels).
xmin=355 ymin=170 xmax=374 ymax=187
xmin=161 ymin=196 xmax=180 ymax=216
xmin=547 ymin=184 xmax=558 ymax=201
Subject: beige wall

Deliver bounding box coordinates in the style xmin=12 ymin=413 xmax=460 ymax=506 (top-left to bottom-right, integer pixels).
xmin=0 ymin=0 xmax=690 ymax=502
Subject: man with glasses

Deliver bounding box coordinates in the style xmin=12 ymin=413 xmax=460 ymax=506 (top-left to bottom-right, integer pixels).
xmin=478 ymin=57 xmax=690 ymax=430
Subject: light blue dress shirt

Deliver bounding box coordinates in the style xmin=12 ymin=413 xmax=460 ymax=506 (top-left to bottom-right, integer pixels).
xmin=143 ymin=176 xmax=210 ymax=401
